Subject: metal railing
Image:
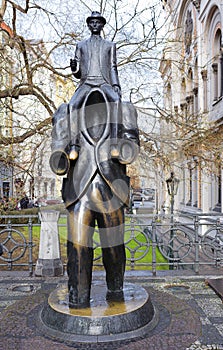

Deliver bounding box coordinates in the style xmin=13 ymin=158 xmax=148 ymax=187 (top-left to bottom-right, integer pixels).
xmin=0 ymin=212 xmax=223 ymax=275
xmin=0 ymin=215 xmax=39 ymax=275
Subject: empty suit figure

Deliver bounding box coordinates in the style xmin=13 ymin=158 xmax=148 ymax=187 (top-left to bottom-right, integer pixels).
xmin=50 ymin=11 xmax=139 ymax=308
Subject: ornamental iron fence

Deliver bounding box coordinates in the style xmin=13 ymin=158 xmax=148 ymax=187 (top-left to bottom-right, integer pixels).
xmin=0 ymin=212 xmax=223 ymax=275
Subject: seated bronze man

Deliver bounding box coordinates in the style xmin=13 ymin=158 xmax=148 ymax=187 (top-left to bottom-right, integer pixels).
xmin=50 ymin=11 xmax=139 ymax=308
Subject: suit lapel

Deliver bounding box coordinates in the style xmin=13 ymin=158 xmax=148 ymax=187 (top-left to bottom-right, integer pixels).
xmin=99 ymin=39 xmax=104 ymax=68
xmin=86 ymin=38 xmax=91 ymax=73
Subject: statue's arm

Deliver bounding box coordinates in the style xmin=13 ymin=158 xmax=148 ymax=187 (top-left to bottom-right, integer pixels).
xmin=110 ymin=43 xmax=121 ymax=91
xmin=70 ymin=44 xmax=81 ymax=79
xmin=118 ymin=131 xmax=139 ymax=165
xmin=49 ymin=103 xmax=71 ymax=175
xmin=117 ymin=102 xmax=140 ymax=165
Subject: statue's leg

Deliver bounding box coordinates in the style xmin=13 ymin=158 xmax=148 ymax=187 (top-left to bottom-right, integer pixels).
xmin=67 ymin=201 xmax=95 ymax=308
xmin=101 ymin=84 xmax=122 ymax=157
xmin=103 ymin=245 xmax=126 ymax=301
xmin=110 ymin=99 xmax=122 ymax=157
xmin=99 ymin=210 xmax=126 ymax=300
xmin=95 ymin=178 xmax=126 ymax=300
xmin=69 ymin=85 xmax=91 ymax=160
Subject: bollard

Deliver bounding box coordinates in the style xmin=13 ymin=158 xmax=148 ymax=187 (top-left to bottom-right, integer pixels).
xmin=35 ymin=210 xmax=63 ymax=276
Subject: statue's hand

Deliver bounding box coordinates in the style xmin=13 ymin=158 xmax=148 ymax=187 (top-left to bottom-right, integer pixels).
xmin=70 ymin=58 xmax=77 ymax=72
xmin=118 ymin=140 xmax=139 ymax=165
xmin=69 ymin=145 xmax=79 ymax=160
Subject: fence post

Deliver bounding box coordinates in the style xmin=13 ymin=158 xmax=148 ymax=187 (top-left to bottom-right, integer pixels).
xmin=35 ymin=210 xmax=63 ymax=276
xmin=194 ymin=215 xmax=200 ymax=274
xmin=152 ymin=217 xmax=157 ymax=276
xmin=28 ymin=217 xmax=34 ymax=276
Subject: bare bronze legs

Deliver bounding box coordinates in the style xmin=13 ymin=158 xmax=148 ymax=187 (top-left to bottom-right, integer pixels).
xmin=66 ymin=173 xmax=126 ymax=308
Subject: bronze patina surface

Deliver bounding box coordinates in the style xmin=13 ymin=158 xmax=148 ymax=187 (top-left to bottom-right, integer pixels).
xmin=49 ymin=11 xmax=139 ymax=308
xmin=41 ymin=281 xmax=156 ymax=340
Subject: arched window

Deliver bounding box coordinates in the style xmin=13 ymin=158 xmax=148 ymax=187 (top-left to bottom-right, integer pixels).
xmin=205 ymin=5 xmax=222 ymax=107
xmin=166 ymin=83 xmax=172 ymax=113
xmin=180 ymin=77 xmax=187 ymax=118
xmin=186 ymin=68 xmax=194 ymax=119
xmin=193 ymin=58 xmax=199 ymax=116
xmin=187 ymin=68 xmax=193 ymax=93
xmin=212 ymin=29 xmax=222 ymax=102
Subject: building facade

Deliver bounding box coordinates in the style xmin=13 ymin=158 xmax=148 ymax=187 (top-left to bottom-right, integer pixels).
xmin=34 ymin=75 xmax=74 ymax=201
xmin=160 ymin=0 xmax=223 ymax=214
xmin=0 ymin=20 xmax=74 ymax=203
xmin=0 ymin=21 xmax=14 ymax=200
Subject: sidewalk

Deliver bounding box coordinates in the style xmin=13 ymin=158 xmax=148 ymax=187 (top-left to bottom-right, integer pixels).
xmin=0 ymin=270 xmax=223 ymax=350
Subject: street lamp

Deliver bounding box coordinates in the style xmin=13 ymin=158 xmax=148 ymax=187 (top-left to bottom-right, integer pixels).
xmin=166 ymin=171 xmax=179 ymax=197
xmin=166 ymin=172 xmax=179 ymax=269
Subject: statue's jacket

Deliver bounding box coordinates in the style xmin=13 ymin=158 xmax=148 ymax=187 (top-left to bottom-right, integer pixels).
xmin=73 ymin=37 xmax=120 ymax=87
xmin=50 ymin=101 xmax=139 ymax=209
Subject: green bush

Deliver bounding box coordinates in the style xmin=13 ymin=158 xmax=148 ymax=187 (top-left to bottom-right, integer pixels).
xmin=0 ymin=203 xmax=67 ymax=224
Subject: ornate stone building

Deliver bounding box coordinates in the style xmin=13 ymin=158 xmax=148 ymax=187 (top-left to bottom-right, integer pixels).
xmin=0 ymin=20 xmax=72 ymax=202
xmin=160 ymin=0 xmax=223 ymax=214
xmin=0 ymin=20 xmax=14 ymax=199
xmin=34 ymin=75 xmax=74 ymax=200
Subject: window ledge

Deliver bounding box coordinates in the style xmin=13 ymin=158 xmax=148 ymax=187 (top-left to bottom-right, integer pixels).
xmin=212 ymin=96 xmax=223 ymax=106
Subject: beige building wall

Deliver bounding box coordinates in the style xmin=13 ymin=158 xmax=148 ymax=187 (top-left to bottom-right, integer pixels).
xmin=160 ymin=0 xmax=223 ymax=214
xmin=34 ymin=74 xmax=74 ymax=200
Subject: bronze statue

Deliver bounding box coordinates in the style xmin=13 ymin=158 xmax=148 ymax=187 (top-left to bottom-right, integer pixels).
xmin=50 ymin=11 xmax=139 ymax=308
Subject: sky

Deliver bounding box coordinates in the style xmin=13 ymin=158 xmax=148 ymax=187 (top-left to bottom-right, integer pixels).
xmin=3 ymin=0 xmax=165 ymax=107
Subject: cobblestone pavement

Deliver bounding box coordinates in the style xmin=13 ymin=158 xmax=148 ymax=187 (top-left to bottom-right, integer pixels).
xmin=0 ymin=271 xmax=223 ymax=350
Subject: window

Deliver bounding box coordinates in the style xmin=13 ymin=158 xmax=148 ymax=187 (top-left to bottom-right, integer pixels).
xmin=212 ymin=28 xmax=222 ymax=102
xmin=3 ymin=182 xmax=10 ymax=198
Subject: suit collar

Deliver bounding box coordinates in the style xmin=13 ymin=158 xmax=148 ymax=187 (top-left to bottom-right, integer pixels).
xmin=89 ymin=34 xmax=102 ymax=42
xmin=86 ymin=36 xmax=104 ymax=66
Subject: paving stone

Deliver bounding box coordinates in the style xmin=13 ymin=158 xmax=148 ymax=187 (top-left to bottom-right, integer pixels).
xmin=0 ymin=274 xmax=222 ymax=349
xmin=206 ymin=278 xmax=223 ymax=300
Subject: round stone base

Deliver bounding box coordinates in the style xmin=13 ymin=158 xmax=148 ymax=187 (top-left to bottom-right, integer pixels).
xmin=39 ymin=281 xmax=158 ymax=343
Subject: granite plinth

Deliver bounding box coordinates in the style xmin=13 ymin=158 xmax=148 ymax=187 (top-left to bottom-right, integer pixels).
xmin=35 ymin=258 xmax=63 ymax=277
xmin=205 ymin=277 xmax=223 ymax=300
xmin=39 ymin=281 xmax=157 ymax=343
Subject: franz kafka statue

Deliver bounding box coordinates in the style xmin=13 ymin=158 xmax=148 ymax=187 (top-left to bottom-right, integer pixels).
xmin=50 ymin=11 xmax=139 ymax=308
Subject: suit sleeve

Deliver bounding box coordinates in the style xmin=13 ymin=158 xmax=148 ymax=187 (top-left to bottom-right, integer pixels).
xmin=72 ymin=43 xmax=81 ymax=79
xmin=110 ymin=43 xmax=121 ymax=87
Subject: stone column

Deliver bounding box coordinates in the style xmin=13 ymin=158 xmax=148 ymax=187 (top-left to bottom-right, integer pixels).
xmin=193 ymin=87 xmax=198 ymax=116
xmin=35 ymin=210 xmax=63 ymax=276
xmin=186 ymin=95 xmax=194 ymax=118
xmin=212 ymin=63 xmax=218 ymax=101
xmin=201 ymin=172 xmax=211 ymax=213
xmin=220 ymin=51 xmax=223 ymax=97
xmin=200 ymin=171 xmax=211 ymax=235
xmin=201 ymin=70 xmax=207 ymax=112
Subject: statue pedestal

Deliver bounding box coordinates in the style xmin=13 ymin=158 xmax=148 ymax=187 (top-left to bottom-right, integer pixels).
xmin=38 ymin=281 xmax=157 ymax=343
xmin=35 ymin=210 xmax=63 ymax=277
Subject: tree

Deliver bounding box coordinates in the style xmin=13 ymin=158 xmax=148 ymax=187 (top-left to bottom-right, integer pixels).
xmin=0 ymin=0 xmax=167 ymax=196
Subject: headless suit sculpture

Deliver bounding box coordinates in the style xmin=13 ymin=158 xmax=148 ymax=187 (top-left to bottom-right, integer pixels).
xmin=50 ymin=11 xmax=139 ymax=308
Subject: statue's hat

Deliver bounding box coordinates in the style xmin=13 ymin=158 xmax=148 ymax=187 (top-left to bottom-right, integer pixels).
xmin=86 ymin=11 xmax=106 ymax=25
